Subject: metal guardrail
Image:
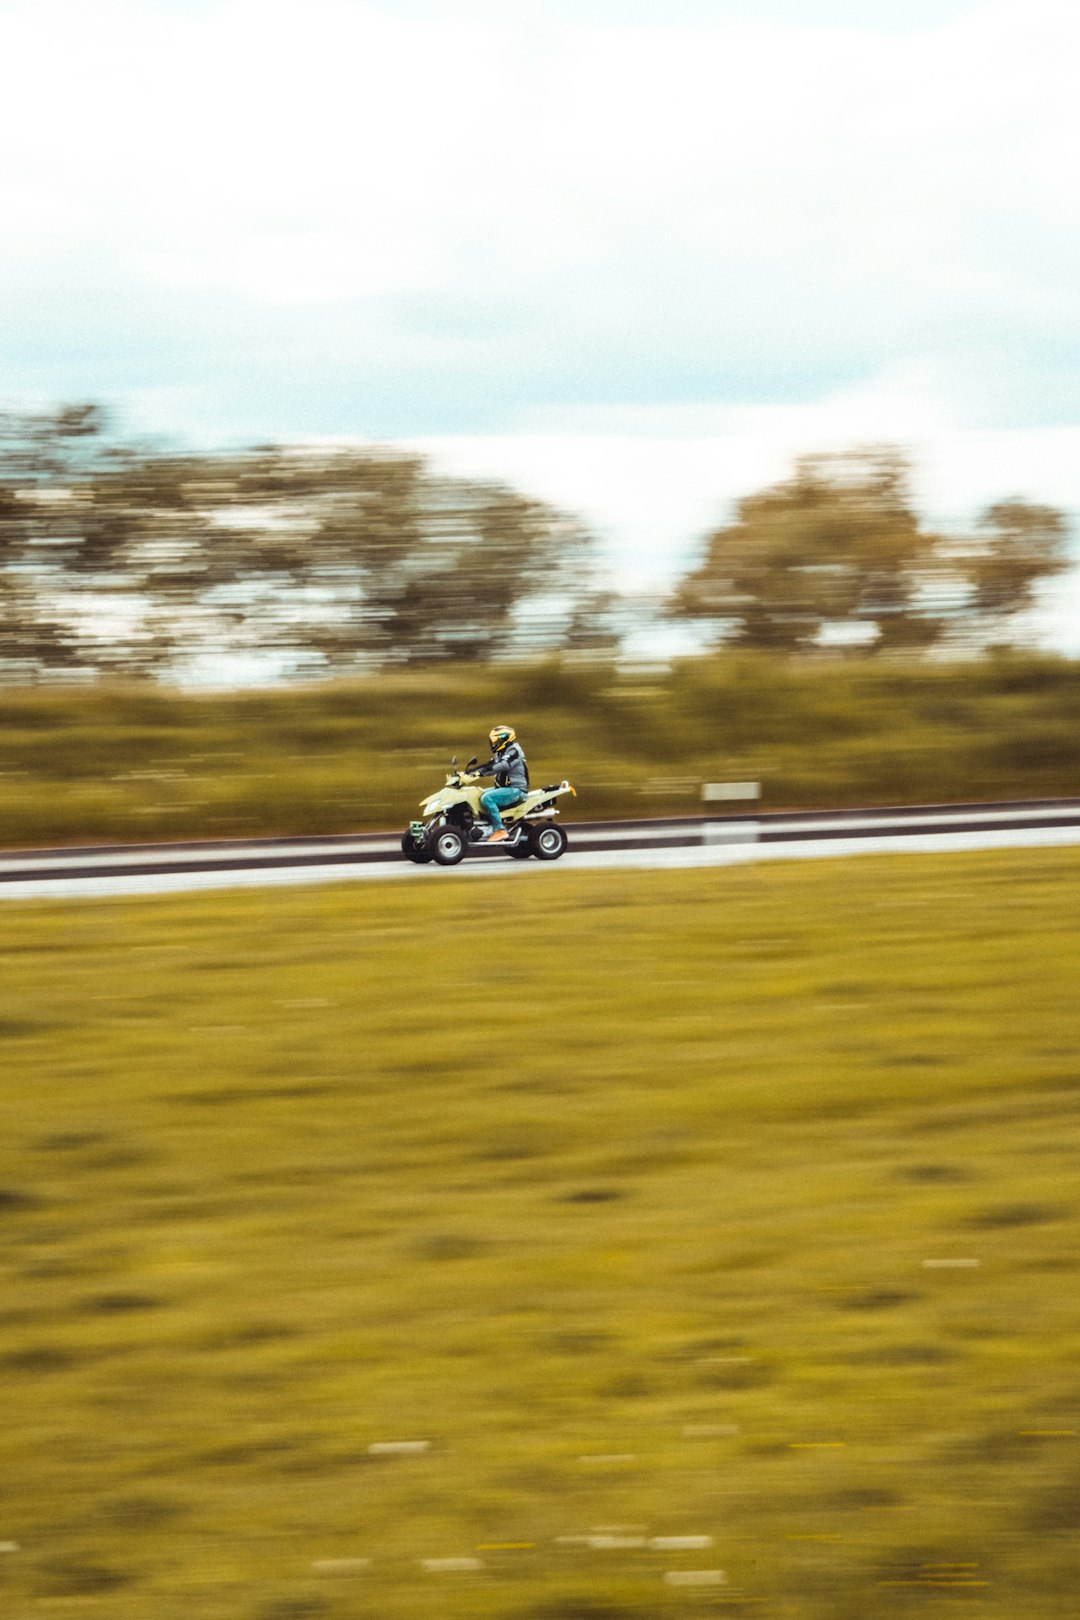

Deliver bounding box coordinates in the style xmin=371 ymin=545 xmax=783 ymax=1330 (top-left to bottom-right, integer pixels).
xmin=3 ymin=796 xmax=1080 ymax=885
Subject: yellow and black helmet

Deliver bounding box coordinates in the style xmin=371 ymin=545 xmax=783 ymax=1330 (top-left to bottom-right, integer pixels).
xmin=489 ymin=725 xmax=516 ymax=754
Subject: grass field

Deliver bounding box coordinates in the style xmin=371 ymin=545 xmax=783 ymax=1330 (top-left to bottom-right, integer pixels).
xmin=3 ymin=847 xmax=1080 ymax=1619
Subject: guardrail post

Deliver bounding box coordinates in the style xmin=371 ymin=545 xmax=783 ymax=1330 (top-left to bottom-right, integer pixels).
xmin=701 ymin=782 xmax=761 ymax=845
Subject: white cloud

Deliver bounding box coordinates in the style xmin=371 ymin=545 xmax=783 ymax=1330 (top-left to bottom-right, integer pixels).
xmin=3 ymin=0 xmax=1078 ymax=319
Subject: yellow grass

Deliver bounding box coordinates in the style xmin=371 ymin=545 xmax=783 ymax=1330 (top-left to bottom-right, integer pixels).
xmin=2 ymin=845 xmax=1080 ymax=1617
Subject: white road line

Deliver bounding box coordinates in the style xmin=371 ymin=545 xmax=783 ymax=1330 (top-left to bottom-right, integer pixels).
xmin=0 ymin=839 xmax=397 ymax=875
xmin=763 ymin=805 xmax=1080 ymax=835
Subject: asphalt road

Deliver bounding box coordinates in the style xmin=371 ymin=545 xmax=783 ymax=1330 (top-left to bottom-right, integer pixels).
xmin=2 ymin=798 xmax=1080 ymax=900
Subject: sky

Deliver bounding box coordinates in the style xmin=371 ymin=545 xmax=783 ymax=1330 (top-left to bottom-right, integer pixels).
xmin=3 ymin=0 xmax=1080 ymax=640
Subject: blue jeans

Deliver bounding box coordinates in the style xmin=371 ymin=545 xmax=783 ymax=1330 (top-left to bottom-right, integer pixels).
xmin=481 ymin=786 xmax=525 ymax=829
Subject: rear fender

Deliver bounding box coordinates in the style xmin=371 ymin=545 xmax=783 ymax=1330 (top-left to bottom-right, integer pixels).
xmin=520 ymin=781 xmax=574 ymax=819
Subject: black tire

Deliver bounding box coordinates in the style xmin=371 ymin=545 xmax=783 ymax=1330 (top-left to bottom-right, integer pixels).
xmin=529 ymin=822 xmax=568 ymax=861
xmin=506 ymin=834 xmax=532 ymax=859
xmin=429 ymin=823 xmax=467 ymax=866
xmin=401 ymin=830 xmax=432 ymax=864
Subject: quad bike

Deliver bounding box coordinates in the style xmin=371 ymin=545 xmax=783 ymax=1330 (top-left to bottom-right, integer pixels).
xmin=401 ymin=757 xmax=576 ymax=867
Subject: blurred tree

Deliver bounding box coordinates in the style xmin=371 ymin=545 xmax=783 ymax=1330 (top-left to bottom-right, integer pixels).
xmin=115 ymin=445 xmax=615 ymax=673
xmin=961 ymin=499 xmax=1071 ymax=635
xmin=0 ymin=572 xmax=83 ymax=682
xmin=0 ymin=409 xmax=615 ymax=681
xmin=669 ymin=447 xmax=1072 ymax=655
xmin=670 ymin=447 xmax=944 ymax=652
xmin=293 ymin=460 xmax=610 ymax=666
xmin=0 ymin=401 xmax=112 ymax=485
xmin=0 ymin=403 xmax=119 ymax=679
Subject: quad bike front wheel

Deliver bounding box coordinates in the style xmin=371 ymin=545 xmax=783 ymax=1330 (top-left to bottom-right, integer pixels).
xmin=401 ymin=830 xmax=432 ymax=864
xmin=429 ymin=823 xmax=467 ymax=866
xmin=529 ymin=823 xmax=568 ymax=861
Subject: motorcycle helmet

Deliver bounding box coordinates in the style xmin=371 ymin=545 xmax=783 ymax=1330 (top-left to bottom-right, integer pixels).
xmin=489 ymin=725 xmax=516 ymax=754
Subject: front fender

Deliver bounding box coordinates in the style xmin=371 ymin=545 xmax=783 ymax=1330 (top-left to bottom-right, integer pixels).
xmin=420 ymin=785 xmax=486 ymax=817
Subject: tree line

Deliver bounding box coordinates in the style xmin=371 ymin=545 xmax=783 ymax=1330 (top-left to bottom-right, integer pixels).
xmin=0 ymin=404 xmax=1071 ymax=683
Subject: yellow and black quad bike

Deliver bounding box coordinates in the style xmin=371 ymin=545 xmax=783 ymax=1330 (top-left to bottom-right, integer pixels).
xmin=401 ymin=757 xmax=576 ymax=867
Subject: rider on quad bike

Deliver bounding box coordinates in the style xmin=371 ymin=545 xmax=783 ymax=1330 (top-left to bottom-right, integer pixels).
xmin=474 ymin=725 xmax=528 ymax=843
xmin=403 ymin=743 xmax=574 ymax=867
